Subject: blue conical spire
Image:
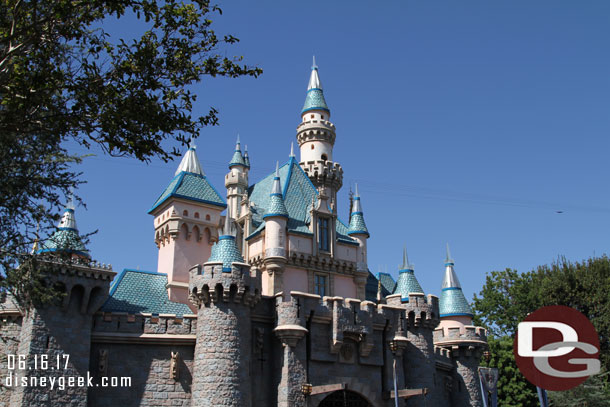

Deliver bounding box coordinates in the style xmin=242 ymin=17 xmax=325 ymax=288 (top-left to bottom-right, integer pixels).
xmin=229 ymin=135 xmax=246 ymax=168
xmin=207 ymin=206 xmax=245 ymax=271
xmin=263 ymin=162 xmax=289 ymax=219
xmin=37 ymin=200 xmax=89 ymax=258
xmin=302 ymin=56 xmax=330 ymax=115
xmin=394 ymin=246 xmax=424 ymax=300
xmin=439 ymin=244 xmax=473 ymax=317
xmin=348 ymin=184 xmax=369 ymax=237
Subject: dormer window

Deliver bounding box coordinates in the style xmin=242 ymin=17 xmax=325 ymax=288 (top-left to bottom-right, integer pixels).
xmin=318 ymin=217 xmax=330 ymax=252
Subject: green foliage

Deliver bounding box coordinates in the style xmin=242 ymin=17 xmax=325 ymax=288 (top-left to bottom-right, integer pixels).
xmin=0 ymin=0 xmax=261 ymax=307
xmin=472 ymin=257 xmax=610 ymax=406
xmin=548 ymin=369 xmax=610 ymax=406
xmin=480 ymin=336 xmax=538 ymax=407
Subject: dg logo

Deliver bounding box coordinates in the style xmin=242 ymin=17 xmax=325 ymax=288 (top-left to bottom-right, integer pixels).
xmin=513 ymin=305 xmax=601 ymax=391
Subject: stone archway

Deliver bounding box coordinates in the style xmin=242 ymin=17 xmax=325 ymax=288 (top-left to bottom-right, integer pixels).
xmin=318 ymin=390 xmax=372 ymax=407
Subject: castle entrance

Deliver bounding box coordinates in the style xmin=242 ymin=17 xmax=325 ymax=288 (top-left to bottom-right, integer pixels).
xmin=318 ymin=390 xmax=372 ymax=407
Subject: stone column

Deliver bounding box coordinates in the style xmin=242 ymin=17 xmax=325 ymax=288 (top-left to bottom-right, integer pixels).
xmin=275 ymin=297 xmax=308 ymax=407
xmin=452 ymin=345 xmax=484 ymax=407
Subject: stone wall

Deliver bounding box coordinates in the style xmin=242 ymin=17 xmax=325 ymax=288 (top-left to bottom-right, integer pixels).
xmin=0 ymin=315 xmax=22 ymax=406
xmin=88 ymin=343 xmax=194 ymax=407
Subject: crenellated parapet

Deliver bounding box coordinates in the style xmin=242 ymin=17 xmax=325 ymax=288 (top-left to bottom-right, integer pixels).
xmin=300 ymin=160 xmax=343 ymax=191
xmin=385 ymin=292 xmax=440 ymax=329
xmin=296 ymin=119 xmax=336 ymax=145
xmin=188 ymin=262 xmax=261 ymax=308
xmin=433 ymin=326 xmax=487 ymax=348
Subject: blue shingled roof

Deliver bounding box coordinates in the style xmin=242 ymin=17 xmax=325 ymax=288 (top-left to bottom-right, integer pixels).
xmin=229 ymin=150 xmax=246 ymax=167
xmin=149 ymin=171 xmax=226 ymax=213
xmin=348 ymin=211 xmax=369 ymax=237
xmin=102 ymin=269 xmax=192 ymax=314
xmin=394 ymin=269 xmax=424 ymax=301
xmin=207 ymin=236 xmax=245 ymax=271
xmin=264 ymin=193 xmax=289 ymax=219
xmin=302 ymin=88 xmax=329 ymax=113
xmin=439 ymin=287 xmax=473 ymax=317
xmin=37 ymin=228 xmax=89 ymax=258
xmin=377 ymin=272 xmax=396 ymax=296
xmin=246 ymin=158 xmax=357 ymax=245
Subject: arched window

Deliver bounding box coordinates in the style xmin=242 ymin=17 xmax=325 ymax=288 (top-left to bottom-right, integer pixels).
xmin=205 ymin=214 xmax=211 ymax=221
xmin=183 ymin=210 xmax=188 ymax=217
xmin=192 ymin=226 xmax=201 ymax=242
xmin=181 ymin=223 xmax=189 ymax=240
xmin=194 ymin=212 xmax=200 ymax=219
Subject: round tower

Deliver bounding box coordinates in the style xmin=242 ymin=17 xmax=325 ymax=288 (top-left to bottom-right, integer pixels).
xmin=189 ymin=208 xmax=261 ymax=407
xmin=296 ymin=57 xmax=343 ymax=202
xmin=387 ymin=247 xmax=440 ymax=406
xmin=262 ymin=162 xmax=289 ymax=295
xmin=226 ymin=135 xmax=249 ymax=220
xmin=435 ymin=244 xmax=487 ymax=407
xmin=347 ymin=184 xmax=370 ymax=299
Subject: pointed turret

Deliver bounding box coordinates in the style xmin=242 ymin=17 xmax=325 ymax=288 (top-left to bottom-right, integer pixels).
xmin=243 ymin=145 xmax=251 ymax=168
xmin=175 ymin=142 xmax=204 ymax=176
xmin=439 ymin=244 xmax=473 ymax=318
xmin=38 ymin=201 xmax=89 ymax=258
xmin=149 ymin=145 xmax=226 ymax=304
xmin=394 ymin=246 xmax=424 ymax=301
xmin=263 ymin=162 xmax=289 ymax=219
xmin=207 ymin=207 xmax=245 ymax=272
xmin=302 ymin=56 xmax=330 ymax=115
xmin=348 ymin=184 xmax=369 ymax=237
xmin=229 ymin=135 xmax=247 ymax=168
xmin=289 ymin=142 xmax=295 ymax=158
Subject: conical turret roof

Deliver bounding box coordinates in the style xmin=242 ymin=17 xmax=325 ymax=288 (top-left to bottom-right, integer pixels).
xmin=37 ymin=203 xmax=89 ymax=258
xmin=393 ymin=247 xmax=424 ymax=300
xmin=229 ymin=135 xmax=247 ymax=168
xmin=207 ymin=207 xmax=245 ymax=271
xmin=302 ymin=57 xmax=330 ymax=114
xmin=348 ymin=184 xmax=369 ymax=237
xmin=263 ymin=162 xmax=288 ymax=219
xmin=439 ymin=244 xmax=473 ymax=317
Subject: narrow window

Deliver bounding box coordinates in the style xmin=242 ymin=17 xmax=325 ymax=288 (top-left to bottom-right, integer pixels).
xmin=314 ymin=274 xmax=327 ymax=297
xmin=183 ymin=210 xmax=188 ymax=216
xmin=205 ymin=214 xmax=211 ymax=221
xmin=194 ymin=212 xmax=200 ymax=219
xmin=318 ymin=218 xmax=329 ymax=252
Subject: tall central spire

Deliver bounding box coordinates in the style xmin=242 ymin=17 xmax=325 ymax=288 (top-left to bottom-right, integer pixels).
xmin=302 ymin=56 xmax=329 ymax=114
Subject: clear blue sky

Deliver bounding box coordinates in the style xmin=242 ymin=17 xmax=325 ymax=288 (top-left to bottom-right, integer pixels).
xmin=70 ymin=0 xmax=610 ymax=302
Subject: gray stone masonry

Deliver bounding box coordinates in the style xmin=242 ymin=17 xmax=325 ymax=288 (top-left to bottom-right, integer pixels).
xmin=434 ymin=327 xmax=487 ymax=407
xmin=7 ymin=259 xmax=114 ymax=407
xmin=189 ymin=261 xmax=260 ymax=407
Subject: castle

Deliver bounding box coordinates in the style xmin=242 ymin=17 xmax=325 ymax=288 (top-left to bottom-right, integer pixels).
xmin=0 ymin=62 xmax=488 ymax=406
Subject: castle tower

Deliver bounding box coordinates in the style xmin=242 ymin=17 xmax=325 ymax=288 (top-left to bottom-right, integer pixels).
xmin=226 ymin=135 xmax=249 ymax=221
xmin=262 ymin=162 xmax=289 ymax=295
xmin=189 ymin=208 xmax=261 ymax=407
xmin=347 ymin=184 xmax=370 ymax=298
xmin=388 ymin=247 xmax=441 ymax=407
xmin=435 ymin=244 xmax=486 ymax=407
xmin=149 ymin=145 xmax=226 ymax=304
xmin=297 ymin=58 xmax=343 ymax=204
xmin=13 ymin=206 xmax=114 ymax=406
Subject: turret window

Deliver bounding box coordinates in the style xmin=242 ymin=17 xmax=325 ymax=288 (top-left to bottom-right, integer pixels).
xmin=183 ymin=210 xmax=188 ymax=216
xmin=318 ymin=218 xmax=330 ymax=252
xmin=321 ymin=154 xmax=328 ymax=161
xmin=194 ymin=212 xmax=200 ymax=219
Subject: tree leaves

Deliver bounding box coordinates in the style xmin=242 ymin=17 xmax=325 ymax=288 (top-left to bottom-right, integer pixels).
xmin=0 ymin=0 xmax=261 ymax=306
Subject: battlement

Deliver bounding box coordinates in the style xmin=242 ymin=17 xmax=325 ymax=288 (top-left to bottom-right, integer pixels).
xmin=300 ymin=160 xmax=343 ymax=190
xmin=385 ymin=293 xmax=440 ymax=329
xmin=433 ymin=325 xmax=487 ymax=346
xmin=189 ymin=262 xmax=261 ymax=307
xmin=93 ymin=312 xmax=197 ymax=336
xmin=225 ymin=171 xmax=248 ymax=188
xmin=296 ymin=120 xmax=336 ymax=144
